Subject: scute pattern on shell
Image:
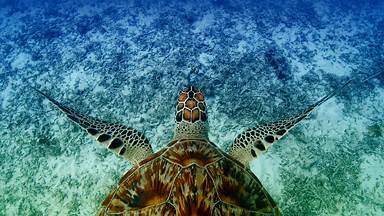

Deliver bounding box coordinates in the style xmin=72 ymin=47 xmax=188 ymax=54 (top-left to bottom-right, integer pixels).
xmin=97 ymin=139 xmax=280 ymax=216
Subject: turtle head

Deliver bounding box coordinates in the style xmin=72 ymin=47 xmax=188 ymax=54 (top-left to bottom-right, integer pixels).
xmin=173 ymin=86 xmax=209 ymax=140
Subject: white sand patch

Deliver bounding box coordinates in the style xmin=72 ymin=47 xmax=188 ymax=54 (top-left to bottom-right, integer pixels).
xmin=77 ymin=5 xmax=101 ymax=17
xmin=234 ymin=21 xmax=260 ymax=39
xmin=35 ymin=70 xmax=55 ymax=89
xmin=0 ymin=79 xmax=22 ymax=109
xmin=360 ymin=86 xmax=384 ymax=117
xmin=311 ymin=29 xmax=359 ymax=77
xmin=41 ymin=144 xmax=114 ymax=184
xmin=138 ymin=12 xmax=157 ymax=27
xmin=235 ymin=40 xmax=248 ymax=54
xmin=198 ymin=52 xmax=215 ymax=66
xmin=121 ymin=85 xmax=131 ymax=96
xmin=271 ymin=24 xmax=298 ymax=47
xmin=206 ymin=101 xmax=240 ymax=148
xmin=126 ymin=25 xmax=140 ymax=35
xmin=113 ymin=16 xmax=140 ymax=36
xmin=355 ymin=203 xmax=384 ymax=216
xmin=0 ymin=9 xmax=26 ymax=36
xmin=0 ymin=82 xmax=12 ymax=109
xmin=88 ymin=31 xmax=117 ymax=50
xmin=235 ymin=21 xmax=255 ymax=38
xmin=271 ymin=23 xmax=360 ymax=78
xmin=374 ymin=87 xmax=384 ymax=108
xmin=358 ymin=154 xmax=384 ymax=210
xmin=11 ymin=52 xmax=32 ymax=70
xmin=251 ymin=154 xmax=282 ymax=198
xmin=290 ymin=57 xmax=312 ymax=77
xmin=192 ymin=13 xmax=215 ymax=33
xmin=4 ymin=201 xmax=19 ymax=215
xmin=32 ymin=142 xmax=128 ymax=215
xmin=234 ymin=22 xmax=247 ymax=36
xmin=313 ymin=52 xmax=352 ymax=77
xmin=313 ymin=2 xmax=330 ymax=21
xmin=93 ymin=84 xmax=106 ymax=93
xmin=60 ymin=46 xmax=77 ymax=62
xmin=307 ymin=99 xmax=368 ymax=139
xmin=86 ymin=52 xmax=97 ymax=62
xmin=122 ymin=37 xmax=139 ymax=51
xmin=153 ymin=124 xmax=172 ymax=151
xmin=63 ymin=67 xmax=102 ymax=91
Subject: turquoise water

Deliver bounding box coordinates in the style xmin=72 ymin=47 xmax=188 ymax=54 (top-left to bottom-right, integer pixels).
xmin=0 ymin=0 xmax=383 ymax=215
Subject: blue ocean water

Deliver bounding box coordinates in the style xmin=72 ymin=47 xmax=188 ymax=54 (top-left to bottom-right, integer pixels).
xmin=0 ymin=0 xmax=383 ymax=215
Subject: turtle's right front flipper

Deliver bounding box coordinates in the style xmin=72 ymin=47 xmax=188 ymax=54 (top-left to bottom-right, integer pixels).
xmin=229 ymin=80 xmax=352 ymax=166
xmin=34 ymin=89 xmax=153 ymax=165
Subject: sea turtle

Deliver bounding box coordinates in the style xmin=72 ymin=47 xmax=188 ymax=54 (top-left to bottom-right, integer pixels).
xmin=35 ymin=82 xmax=350 ymax=216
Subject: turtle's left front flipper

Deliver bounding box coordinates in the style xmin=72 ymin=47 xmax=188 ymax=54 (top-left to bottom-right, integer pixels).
xmin=229 ymin=80 xmax=352 ymax=166
xmin=34 ymin=89 xmax=153 ymax=165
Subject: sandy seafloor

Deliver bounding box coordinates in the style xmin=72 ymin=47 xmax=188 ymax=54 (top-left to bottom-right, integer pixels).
xmin=0 ymin=0 xmax=383 ymax=215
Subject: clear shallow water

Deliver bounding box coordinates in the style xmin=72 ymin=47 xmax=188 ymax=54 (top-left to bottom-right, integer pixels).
xmin=0 ymin=0 xmax=383 ymax=215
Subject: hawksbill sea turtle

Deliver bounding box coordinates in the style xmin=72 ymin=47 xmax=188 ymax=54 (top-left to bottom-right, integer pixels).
xmin=35 ymin=81 xmax=351 ymax=216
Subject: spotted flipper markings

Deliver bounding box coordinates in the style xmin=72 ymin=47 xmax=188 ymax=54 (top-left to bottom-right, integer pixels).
xmin=34 ymin=88 xmax=153 ymax=164
xmin=229 ymin=80 xmax=352 ymax=165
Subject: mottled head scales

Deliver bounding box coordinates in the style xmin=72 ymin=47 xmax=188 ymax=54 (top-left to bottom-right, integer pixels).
xmin=174 ymin=86 xmax=209 ymax=140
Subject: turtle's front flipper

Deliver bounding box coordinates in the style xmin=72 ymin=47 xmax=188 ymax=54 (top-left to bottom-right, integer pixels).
xmin=34 ymin=89 xmax=153 ymax=165
xmin=229 ymin=80 xmax=352 ymax=166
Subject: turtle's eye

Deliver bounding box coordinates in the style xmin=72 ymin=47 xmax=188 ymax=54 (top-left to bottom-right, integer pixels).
xmin=175 ymin=86 xmax=207 ymax=123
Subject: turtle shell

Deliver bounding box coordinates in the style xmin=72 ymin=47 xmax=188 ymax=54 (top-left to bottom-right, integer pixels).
xmin=97 ymin=139 xmax=281 ymax=216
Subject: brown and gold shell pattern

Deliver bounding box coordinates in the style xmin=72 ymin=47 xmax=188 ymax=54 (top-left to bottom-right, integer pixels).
xmin=98 ymin=139 xmax=281 ymax=216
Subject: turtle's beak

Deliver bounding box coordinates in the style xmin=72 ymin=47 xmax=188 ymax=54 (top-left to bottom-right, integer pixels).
xmin=175 ymin=86 xmax=207 ymax=123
